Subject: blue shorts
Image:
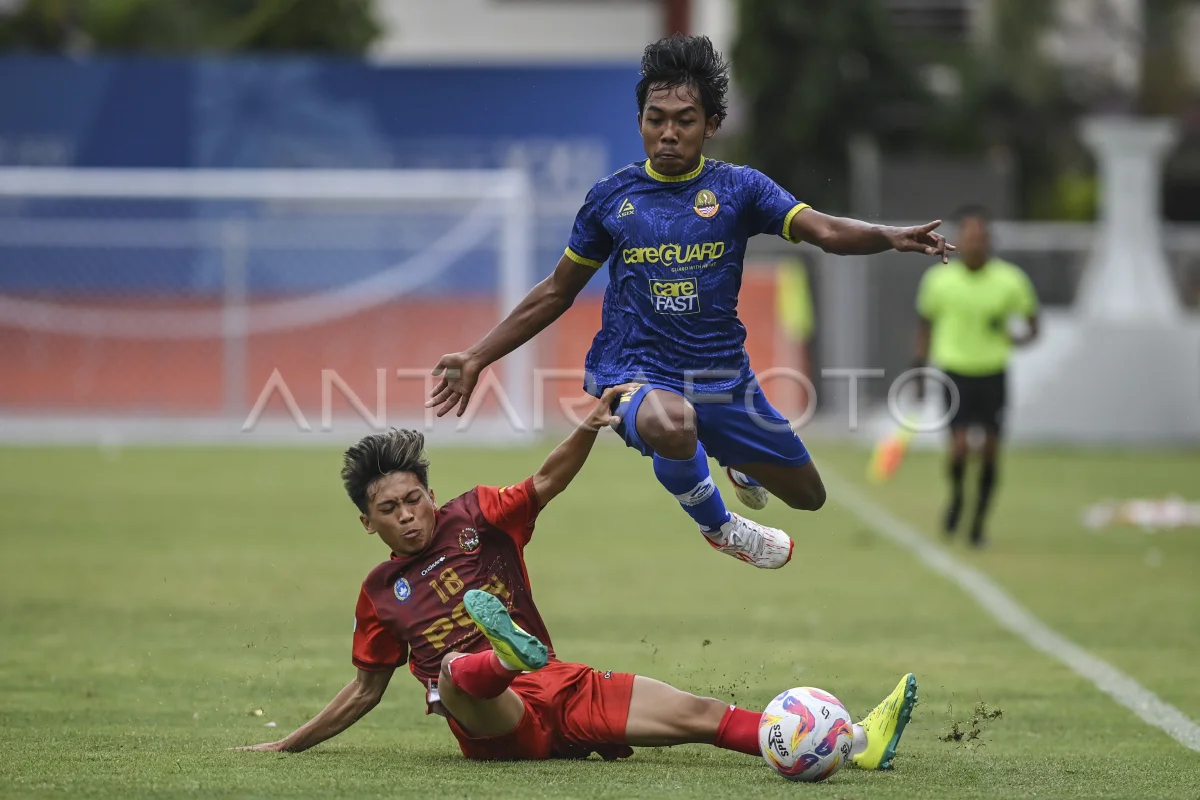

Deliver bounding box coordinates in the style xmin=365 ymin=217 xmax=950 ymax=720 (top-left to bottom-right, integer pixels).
xmin=608 ymin=381 xmax=811 ymax=468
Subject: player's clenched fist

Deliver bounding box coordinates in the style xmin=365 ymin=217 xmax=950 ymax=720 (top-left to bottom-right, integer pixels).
xmin=427 ymin=351 xmax=484 ymax=417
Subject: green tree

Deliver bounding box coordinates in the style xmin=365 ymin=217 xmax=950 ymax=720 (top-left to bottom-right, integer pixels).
xmin=928 ymin=0 xmax=1089 ymax=218
xmin=733 ymin=0 xmax=930 ymax=213
xmin=0 ymin=0 xmax=381 ymax=54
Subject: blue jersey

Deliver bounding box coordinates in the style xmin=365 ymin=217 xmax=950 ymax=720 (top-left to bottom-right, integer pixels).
xmin=565 ymin=156 xmax=808 ymax=395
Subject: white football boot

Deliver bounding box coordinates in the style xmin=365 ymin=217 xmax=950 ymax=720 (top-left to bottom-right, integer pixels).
xmin=703 ymin=512 xmax=793 ymax=569
xmin=725 ymin=467 xmax=769 ymax=510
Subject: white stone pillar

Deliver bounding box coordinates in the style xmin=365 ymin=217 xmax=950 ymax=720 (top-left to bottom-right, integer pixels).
xmin=1077 ymin=117 xmax=1180 ymax=322
xmin=1002 ymin=116 xmax=1200 ymax=444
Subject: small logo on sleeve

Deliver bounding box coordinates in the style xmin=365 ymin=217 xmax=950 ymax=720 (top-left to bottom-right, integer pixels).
xmin=617 ymin=198 xmax=636 ymax=218
xmin=694 ymin=189 xmax=719 ymax=218
xmin=393 ymin=577 xmax=412 ymax=602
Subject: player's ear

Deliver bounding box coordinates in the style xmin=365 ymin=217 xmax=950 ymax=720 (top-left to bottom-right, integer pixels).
xmin=359 ymin=513 xmax=375 ymax=535
xmin=704 ymin=115 xmax=719 ymax=140
xmin=428 ymin=487 xmax=436 ymax=506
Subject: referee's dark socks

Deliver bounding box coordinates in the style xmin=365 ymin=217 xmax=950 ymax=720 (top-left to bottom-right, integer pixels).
xmin=972 ymin=461 xmax=999 ymax=542
xmin=945 ymin=458 xmax=966 ymax=534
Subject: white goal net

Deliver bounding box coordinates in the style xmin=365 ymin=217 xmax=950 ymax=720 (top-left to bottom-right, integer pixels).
xmin=0 ymin=168 xmax=535 ymax=444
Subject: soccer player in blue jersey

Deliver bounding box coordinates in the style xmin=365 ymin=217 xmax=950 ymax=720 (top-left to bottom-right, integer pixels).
xmin=429 ymin=35 xmax=952 ymax=569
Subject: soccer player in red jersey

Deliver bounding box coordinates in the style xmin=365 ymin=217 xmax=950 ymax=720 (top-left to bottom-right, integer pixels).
xmin=235 ymin=385 xmax=917 ymax=770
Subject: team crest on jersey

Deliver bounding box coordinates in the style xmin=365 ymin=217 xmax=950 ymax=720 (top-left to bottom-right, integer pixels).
xmin=617 ymin=198 xmax=636 ymax=218
xmin=393 ymin=577 xmax=412 ymax=602
xmin=459 ymin=527 xmax=480 ymax=553
xmin=694 ymin=189 xmax=719 ymax=218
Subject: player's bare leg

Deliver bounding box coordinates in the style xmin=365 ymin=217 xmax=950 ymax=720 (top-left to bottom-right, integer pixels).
xmin=437 ymin=589 xmax=549 ymax=736
xmin=623 ymin=674 xmax=914 ymax=768
xmin=624 ymin=676 xmax=729 ymax=746
xmin=729 ymin=460 xmax=826 ymax=511
xmin=634 ymin=389 xmax=793 ymax=569
xmin=437 ymin=651 xmax=527 ymax=737
xmin=625 ymin=675 xmax=763 ymax=754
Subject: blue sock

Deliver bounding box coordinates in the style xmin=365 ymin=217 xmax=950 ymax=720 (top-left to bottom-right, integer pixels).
xmin=653 ymin=443 xmax=731 ymax=532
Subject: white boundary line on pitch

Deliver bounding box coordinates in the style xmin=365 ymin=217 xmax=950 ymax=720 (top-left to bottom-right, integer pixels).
xmin=824 ymin=470 xmax=1200 ymax=753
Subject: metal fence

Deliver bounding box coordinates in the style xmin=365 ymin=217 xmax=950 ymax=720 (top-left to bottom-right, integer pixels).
xmin=748 ymin=221 xmax=1200 ymax=407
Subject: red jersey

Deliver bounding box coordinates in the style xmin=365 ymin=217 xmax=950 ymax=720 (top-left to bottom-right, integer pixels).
xmin=351 ymin=478 xmax=554 ymax=698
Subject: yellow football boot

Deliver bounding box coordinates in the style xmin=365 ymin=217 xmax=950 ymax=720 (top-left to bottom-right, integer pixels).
xmin=463 ymin=589 xmax=547 ymax=672
xmin=852 ymin=673 xmax=918 ymax=770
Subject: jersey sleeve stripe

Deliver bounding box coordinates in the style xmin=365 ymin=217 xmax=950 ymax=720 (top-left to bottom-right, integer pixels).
xmin=780 ymin=203 xmax=812 ymax=243
xmin=564 ymin=247 xmax=604 ymax=269
xmin=352 ymin=655 xmax=403 ymax=670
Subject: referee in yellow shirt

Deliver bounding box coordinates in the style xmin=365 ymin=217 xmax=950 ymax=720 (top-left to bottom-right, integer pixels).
xmin=915 ymin=206 xmax=1039 ymax=546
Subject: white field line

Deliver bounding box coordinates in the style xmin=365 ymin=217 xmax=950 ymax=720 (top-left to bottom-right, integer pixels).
xmin=825 ymin=470 xmax=1200 ymax=753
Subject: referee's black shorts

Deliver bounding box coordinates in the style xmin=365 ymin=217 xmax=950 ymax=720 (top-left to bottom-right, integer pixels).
xmin=941 ymin=370 xmax=1006 ymax=433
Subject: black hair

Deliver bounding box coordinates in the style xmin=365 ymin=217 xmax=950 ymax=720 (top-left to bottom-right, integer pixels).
xmin=636 ymin=34 xmax=730 ymax=126
xmin=341 ymin=428 xmax=429 ymax=514
xmin=954 ymin=204 xmax=991 ymax=224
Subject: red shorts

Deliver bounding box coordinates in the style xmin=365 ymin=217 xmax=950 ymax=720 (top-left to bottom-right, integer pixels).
xmin=447 ymin=659 xmax=636 ymax=761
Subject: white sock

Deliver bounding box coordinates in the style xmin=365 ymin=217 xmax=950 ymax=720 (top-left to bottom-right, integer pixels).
xmin=851 ymin=723 xmax=867 ymax=757
xmin=494 ymin=650 xmax=524 ymax=672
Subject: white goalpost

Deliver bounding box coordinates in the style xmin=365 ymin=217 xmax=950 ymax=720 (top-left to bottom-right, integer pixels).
xmin=0 ymin=168 xmax=536 ymax=445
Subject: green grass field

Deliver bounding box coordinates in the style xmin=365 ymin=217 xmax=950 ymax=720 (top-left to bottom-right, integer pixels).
xmin=2 ymin=439 xmax=1199 ymax=799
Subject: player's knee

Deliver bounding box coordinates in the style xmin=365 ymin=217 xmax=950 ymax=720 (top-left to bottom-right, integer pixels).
xmin=678 ymin=695 xmax=729 ymax=737
xmin=652 ymin=424 xmax=698 ymax=458
xmin=781 ymin=480 xmax=826 ymax=511
xmin=805 ymin=482 xmax=828 ymax=511
xmin=439 ymin=651 xmax=464 ymax=683
xmin=637 ymin=400 xmax=697 ymax=458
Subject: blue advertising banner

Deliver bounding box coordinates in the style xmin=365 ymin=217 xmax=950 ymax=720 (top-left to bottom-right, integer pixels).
xmin=0 ymin=57 xmax=645 ymax=294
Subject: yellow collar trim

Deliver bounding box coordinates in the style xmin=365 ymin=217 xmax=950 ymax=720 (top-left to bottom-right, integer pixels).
xmin=644 ymin=155 xmax=706 ymax=183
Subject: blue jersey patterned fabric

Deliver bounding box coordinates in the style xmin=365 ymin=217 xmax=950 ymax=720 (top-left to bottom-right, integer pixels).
xmin=565 ymin=156 xmax=808 ymax=395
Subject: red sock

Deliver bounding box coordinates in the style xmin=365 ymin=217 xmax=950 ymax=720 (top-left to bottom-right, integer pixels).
xmin=446 ymin=651 xmax=522 ymax=699
xmin=714 ymin=705 xmax=762 ymax=756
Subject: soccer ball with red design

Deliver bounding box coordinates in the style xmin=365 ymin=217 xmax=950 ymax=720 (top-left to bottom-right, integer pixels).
xmin=758 ymin=687 xmax=855 ymax=782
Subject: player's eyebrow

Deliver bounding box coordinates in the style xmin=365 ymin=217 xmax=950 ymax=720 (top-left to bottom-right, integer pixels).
xmin=645 ymin=103 xmax=697 ymax=116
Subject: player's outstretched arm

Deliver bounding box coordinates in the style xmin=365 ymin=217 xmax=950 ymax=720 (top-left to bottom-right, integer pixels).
xmin=232 ymin=668 xmax=393 ymax=753
xmin=531 ymin=384 xmax=636 ymax=507
xmin=428 ymin=255 xmax=597 ymax=418
xmin=790 ymin=209 xmax=955 ymax=263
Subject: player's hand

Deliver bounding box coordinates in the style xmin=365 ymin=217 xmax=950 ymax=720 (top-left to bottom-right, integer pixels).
xmin=427 ymin=352 xmax=484 ymax=418
xmin=230 ymin=740 xmax=289 ymax=752
xmin=888 ymin=221 xmax=955 ymax=264
xmin=582 ymin=383 xmax=641 ymax=431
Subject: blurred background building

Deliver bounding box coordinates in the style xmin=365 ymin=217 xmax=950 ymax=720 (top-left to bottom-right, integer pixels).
xmin=0 ymin=0 xmax=1197 ymax=444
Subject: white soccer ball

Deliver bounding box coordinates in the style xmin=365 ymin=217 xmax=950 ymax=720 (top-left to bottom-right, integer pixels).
xmin=758 ymin=687 xmax=855 ymax=782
